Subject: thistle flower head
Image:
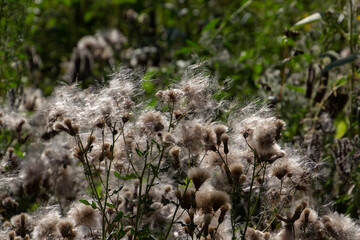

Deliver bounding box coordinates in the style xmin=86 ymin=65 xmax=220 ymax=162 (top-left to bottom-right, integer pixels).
xmin=213 ymin=124 xmax=227 ymax=146
xmin=139 ymin=110 xmax=165 ymax=136
xmin=58 ymin=219 xmax=77 ymax=240
xmin=188 ymin=167 xmax=210 ymax=190
xmin=210 ymin=190 xmax=230 ymax=212
xmin=68 ymin=203 xmax=99 ymax=228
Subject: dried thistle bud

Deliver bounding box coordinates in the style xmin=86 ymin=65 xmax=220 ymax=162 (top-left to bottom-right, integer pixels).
xmin=275 ymin=119 xmax=285 ymax=141
xmin=221 ymin=134 xmax=229 ymax=154
xmin=86 ymin=135 xmax=95 ymax=150
xmin=20 ymin=213 xmax=26 ymax=237
xmin=8 ymin=231 xmax=15 ymax=240
xmin=63 ymin=118 xmax=73 ymax=130
xmin=208 ymin=225 xmax=215 ymax=238
xmin=95 ymin=117 xmax=105 ymax=128
xmin=229 ymin=163 xmax=243 ymax=183
xmin=170 ymin=146 xmax=181 ymax=169
xmin=272 ymin=162 xmax=289 ymax=180
xmin=189 ymin=208 xmax=195 ymax=220
xmin=184 ymin=216 xmax=191 ymax=225
xmin=188 ymin=167 xmax=210 ymax=191
xmin=15 ymin=119 xmax=26 ymax=133
xmin=54 ymin=122 xmax=67 ymax=132
xmin=8 ymin=147 xmax=15 ymax=159
xmin=3 ymin=221 xmax=12 ymax=228
xmin=213 ymin=125 xmax=227 ymax=146
xmin=122 ymin=113 xmax=130 ymax=124
xmin=23 ymin=234 xmax=30 ymax=240
xmin=73 ymin=147 xmax=85 ymax=163
xmin=58 ymin=220 xmax=77 ymax=240
xmin=204 ymin=213 xmax=213 ymax=226
xmin=239 ymin=174 xmax=246 ymax=184
xmin=2 ymin=197 xmax=18 ymax=213
xmin=164 ymin=133 xmax=176 ymax=144
xmin=164 ymin=185 xmax=172 ymax=194
xmin=174 ymin=109 xmax=184 ymax=120
xmin=62 ymin=118 xmax=79 ymax=136
xmin=263 ymin=232 xmax=270 ymax=240
xmin=210 ymin=190 xmax=230 ymax=212
xmin=218 ymin=203 xmax=231 ymax=224
xmin=291 ymin=201 xmax=308 ymax=222
xmin=202 ymin=127 xmax=216 ymax=152
xmin=175 ymin=189 xmax=195 ymax=210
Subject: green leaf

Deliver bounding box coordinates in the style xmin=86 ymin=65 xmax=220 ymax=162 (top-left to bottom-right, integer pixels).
xmin=114 ymin=171 xmax=137 ymax=180
xmin=106 ymin=203 xmax=115 ymax=208
xmin=111 ymin=185 xmax=123 ymax=195
xmin=293 ymin=12 xmax=322 ymax=30
xmin=112 ymin=211 xmax=124 ymax=223
xmin=79 ymin=199 xmax=90 ymax=205
xmin=335 ymin=78 xmax=347 ymax=87
xmin=334 ymin=113 xmax=349 ymax=139
xmin=91 ymin=201 xmax=98 ymax=209
xmin=151 ymin=139 xmax=161 ymax=151
xmin=322 ymin=54 xmax=358 ymax=73
xmin=135 ymin=148 xmax=143 ymax=156
xmin=202 ymin=18 xmax=220 ymax=33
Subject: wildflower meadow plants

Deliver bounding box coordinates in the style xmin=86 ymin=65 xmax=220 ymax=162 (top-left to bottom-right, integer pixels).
xmin=0 ymin=65 xmax=360 ymax=240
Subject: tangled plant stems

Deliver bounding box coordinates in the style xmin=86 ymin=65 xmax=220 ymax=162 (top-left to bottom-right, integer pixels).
xmin=1 ymin=65 xmax=360 ymax=240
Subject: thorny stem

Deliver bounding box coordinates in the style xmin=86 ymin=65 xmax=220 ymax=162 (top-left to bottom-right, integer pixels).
xmin=120 ymin=122 xmax=139 ymax=177
xmin=262 ymin=188 xmax=298 ymax=232
xmin=168 ymin=101 xmax=175 ymax=131
xmin=348 ymin=0 xmax=356 ymax=126
xmin=216 ymin=149 xmax=235 ymax=184
xmin=242 ymin=153 xmax=257 ymax=239
xmin=134 ymin=148 xmax=148 ymax=235
xmin=164 ymin=179 xmax=191 ymax=240
xmin=134 ymin=139 xmax=166 ymax=235
xmin=74 ymin=133 xmax=111 ymax=238
xmin=251 ymin=163 xmax=267 ymax=227
xmin=102 ymin=125 xmax=116 ymax=238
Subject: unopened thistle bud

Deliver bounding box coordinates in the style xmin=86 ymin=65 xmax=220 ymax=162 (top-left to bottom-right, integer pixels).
xmin=54 ymin=122 xmax=67 ymax=132
xmin=122 ymin=113 xmax=130 ymax=124
xmin=221 ymin=134 xmax=229 ymax=154
xmin=239 ymin=174 xmax=246 ymax=185
xmin=63 ymin=118 xmax=79 ymax=136
xmin=95 ymin=117 xmax=105 ymax=129
xmin=208 ymin=225 xmax=215 ymax=238
xmin=263 ymin=232 xmax=270 ymax=240
xmin=218 ymin=203 xmax=231 ymax=224
xmin=203 ymin=128 xmax=216 ymax=152
xmin=20 ymin=213 xmax=26 ymax=237
xmin=8 ymin=231 xmax=15 ymax=240
xmin=213 ymin=125 xmax=227 ymax=146
xmin=15 ymin=119 xmax=25 ymax=133
xmin=86 ymin=135 xmax=95 ymax=151
xmin=229 ymin=163 xmax=243 ymax=184
xmin=203 ymin=214 xmax=213 ymax=236
xmin=8 ymin=147 xmax=14 ymax=159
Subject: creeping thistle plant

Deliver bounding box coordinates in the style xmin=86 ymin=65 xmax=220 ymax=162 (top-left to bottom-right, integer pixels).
xmin=2 ymin=65 xmax=360 ymax=240
xmin=43 ymin=65 xmax=360 ymax=240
